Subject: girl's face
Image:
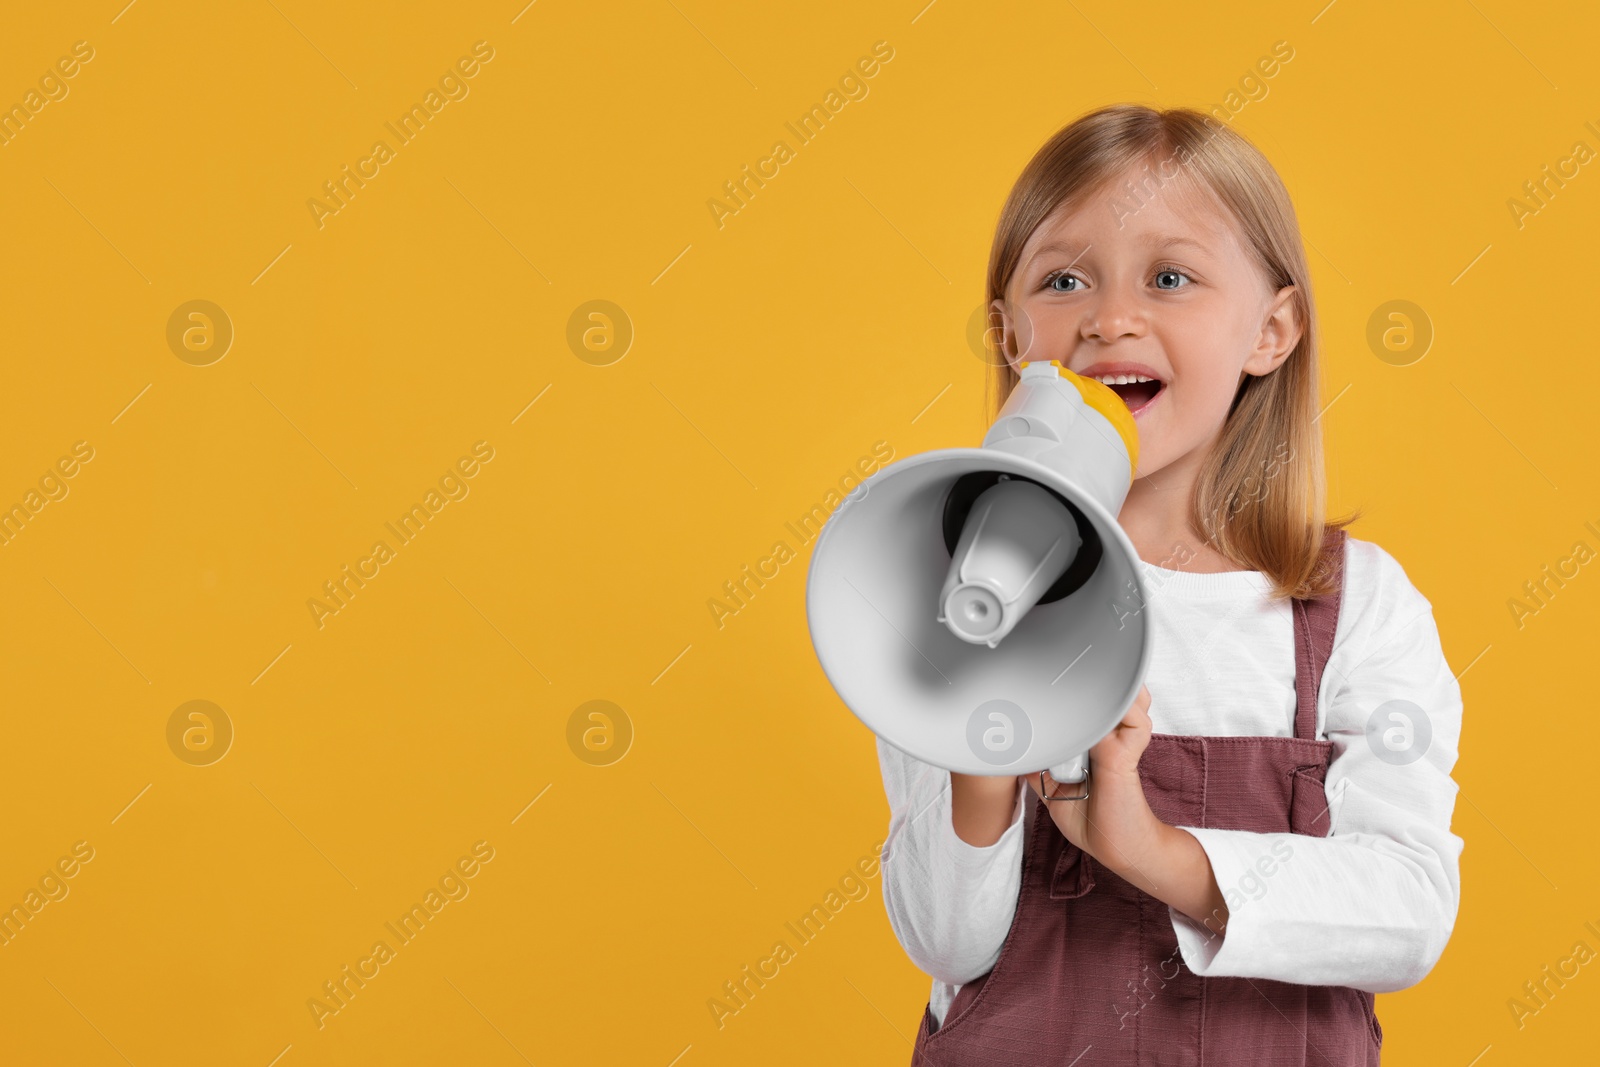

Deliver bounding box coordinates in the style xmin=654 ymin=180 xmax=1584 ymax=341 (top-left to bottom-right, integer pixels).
xmin=992 ymin=161 xmax=1302 ymax=480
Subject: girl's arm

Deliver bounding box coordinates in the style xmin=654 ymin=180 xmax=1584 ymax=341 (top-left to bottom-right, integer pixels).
xmin=876 ymin=737 xmax=1027 ymax=986
xmin=1036 ymin=540 xmax=1462 ymax=991
xmin=1113 ymin=822 xmax=1232 ymax=938
xmin=1162 ymin=542 xmax=1464 ymax=990
xmin=950 ymin=771 xmax=1026 ymax=846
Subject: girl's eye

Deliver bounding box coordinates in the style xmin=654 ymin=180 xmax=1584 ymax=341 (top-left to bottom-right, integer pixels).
xmin=1041 ymin=266 xmax=1192 ymax=293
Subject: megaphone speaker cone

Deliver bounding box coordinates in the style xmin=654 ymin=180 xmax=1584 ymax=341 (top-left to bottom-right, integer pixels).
xmin=805 ymin=360 xmax=1154 ymax=779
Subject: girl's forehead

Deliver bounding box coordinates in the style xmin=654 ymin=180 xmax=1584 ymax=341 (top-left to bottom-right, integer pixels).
xmin=1025 ymin=176 xmax=1239 ymax=261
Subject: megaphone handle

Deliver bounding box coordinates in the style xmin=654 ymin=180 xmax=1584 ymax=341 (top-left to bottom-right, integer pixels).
xmin=1041 ymin=753 xmax=1090 ymax=802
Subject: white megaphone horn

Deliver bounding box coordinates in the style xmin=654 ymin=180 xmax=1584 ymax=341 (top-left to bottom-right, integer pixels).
xmin=805 ymin=359 xmax=1154 ymax=800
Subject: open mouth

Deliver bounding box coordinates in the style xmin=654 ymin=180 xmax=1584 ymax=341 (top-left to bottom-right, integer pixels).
xmin=1102 ymin=378 xmax=1165 ymax=415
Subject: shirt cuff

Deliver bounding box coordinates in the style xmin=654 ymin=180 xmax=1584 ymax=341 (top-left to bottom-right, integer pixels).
xmin=939 ymin=779 xmax=1026 ymax=869
xmin=1166 ymin=826 xmax=1278 ymax=976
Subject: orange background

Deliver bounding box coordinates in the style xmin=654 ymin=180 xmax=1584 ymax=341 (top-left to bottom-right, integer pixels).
xmin=0 ymin=0 xmax=1595 ymax=1063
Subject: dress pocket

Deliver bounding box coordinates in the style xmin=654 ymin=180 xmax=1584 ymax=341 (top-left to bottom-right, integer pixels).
xmin=1288 ymin=764 xmax=1333 ymax=837
xmin=1050 ymin=840 xmax=1097 ymax=900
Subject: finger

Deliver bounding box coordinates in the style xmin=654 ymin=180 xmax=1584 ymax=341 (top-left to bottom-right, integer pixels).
xmin=1120 ymin=695 xmax=1152 ymax=729
xmin=1112 ymin=711 xmax=1148 ymax=733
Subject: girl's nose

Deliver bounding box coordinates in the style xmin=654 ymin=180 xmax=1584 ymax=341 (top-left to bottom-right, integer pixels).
xmin=1082 ymin=287 xmax=1147 ymax=343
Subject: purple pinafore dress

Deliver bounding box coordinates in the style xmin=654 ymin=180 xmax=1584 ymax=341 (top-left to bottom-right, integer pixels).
xmin=912 ymin=527 xmax=1383 ymax=1065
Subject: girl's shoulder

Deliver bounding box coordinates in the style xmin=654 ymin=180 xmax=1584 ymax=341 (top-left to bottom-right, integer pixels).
xmin=1333 ymin=533 xmax=1444 ymax=654
xmin=1324 ymin=533 xmax=1463 ymax=749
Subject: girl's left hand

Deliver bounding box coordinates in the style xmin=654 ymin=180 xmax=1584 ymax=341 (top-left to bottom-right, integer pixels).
xmin=1026 ymin=685 xmax=1163 ymax=876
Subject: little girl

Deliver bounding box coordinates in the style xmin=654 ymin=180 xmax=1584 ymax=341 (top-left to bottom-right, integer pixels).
xmin=880 ymin=105 xmax=1463 ymax=1064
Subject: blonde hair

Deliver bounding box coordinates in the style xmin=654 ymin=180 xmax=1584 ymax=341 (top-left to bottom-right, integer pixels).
xmin=981 ymin=104 xmax=1358 ymax=601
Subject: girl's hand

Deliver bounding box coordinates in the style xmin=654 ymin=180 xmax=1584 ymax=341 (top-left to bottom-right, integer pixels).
xmin=1026 ymin=685 xmax=1162 ymax=876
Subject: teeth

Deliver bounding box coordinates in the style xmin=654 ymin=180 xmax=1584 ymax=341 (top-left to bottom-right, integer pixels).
xmin=1093 ymin=374 xmax=1157 ymax=385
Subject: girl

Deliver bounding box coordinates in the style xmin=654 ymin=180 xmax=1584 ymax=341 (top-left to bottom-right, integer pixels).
xmin=879 ymin=105 xmax=1463 ymax=1064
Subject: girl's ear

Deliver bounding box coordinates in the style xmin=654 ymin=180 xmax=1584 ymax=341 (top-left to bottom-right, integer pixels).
xmin=1243 ymin=284 xmax=1303 ymax=377
xmin=988 ymin=297 xmax=1020 ymax=372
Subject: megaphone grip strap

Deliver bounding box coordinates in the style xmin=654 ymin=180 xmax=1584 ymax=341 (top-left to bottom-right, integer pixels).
xmin=1039 ymin=765 xmax=1090 ymax=802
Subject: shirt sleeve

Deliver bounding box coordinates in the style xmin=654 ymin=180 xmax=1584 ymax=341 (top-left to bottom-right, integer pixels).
xmin=876 ymin=735 xmax=1028 ymax=986
xmin=1166 ymin=544 xmax=1465 ymax=992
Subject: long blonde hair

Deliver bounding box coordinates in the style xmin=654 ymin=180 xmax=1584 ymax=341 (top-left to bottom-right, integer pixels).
xmin=981 ymin=104 xmax=1358 ymax=601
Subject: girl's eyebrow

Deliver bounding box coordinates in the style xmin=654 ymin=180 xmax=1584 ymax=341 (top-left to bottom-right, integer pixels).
xmin=1025 ymin=241 xmax=1089 ymax=267
xmin=1026 ymin=234 xmax=1208 ymax=268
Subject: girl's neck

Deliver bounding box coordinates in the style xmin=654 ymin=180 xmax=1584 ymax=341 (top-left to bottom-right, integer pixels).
xmin=1117 ymin=433 xmax=1249 ymax=575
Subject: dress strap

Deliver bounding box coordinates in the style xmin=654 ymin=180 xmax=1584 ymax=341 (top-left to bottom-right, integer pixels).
xmin=1291 ymin=527 xmax=1350 ymax=742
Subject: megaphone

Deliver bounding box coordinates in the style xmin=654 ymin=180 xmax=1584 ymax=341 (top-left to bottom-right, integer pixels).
xmin=805 ymin=359 xmax=1153 ymax=799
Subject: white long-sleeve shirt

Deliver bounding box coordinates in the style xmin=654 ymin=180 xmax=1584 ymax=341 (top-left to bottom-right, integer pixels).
xmin=877 ymin=535 xmax=1465 ymax=1029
